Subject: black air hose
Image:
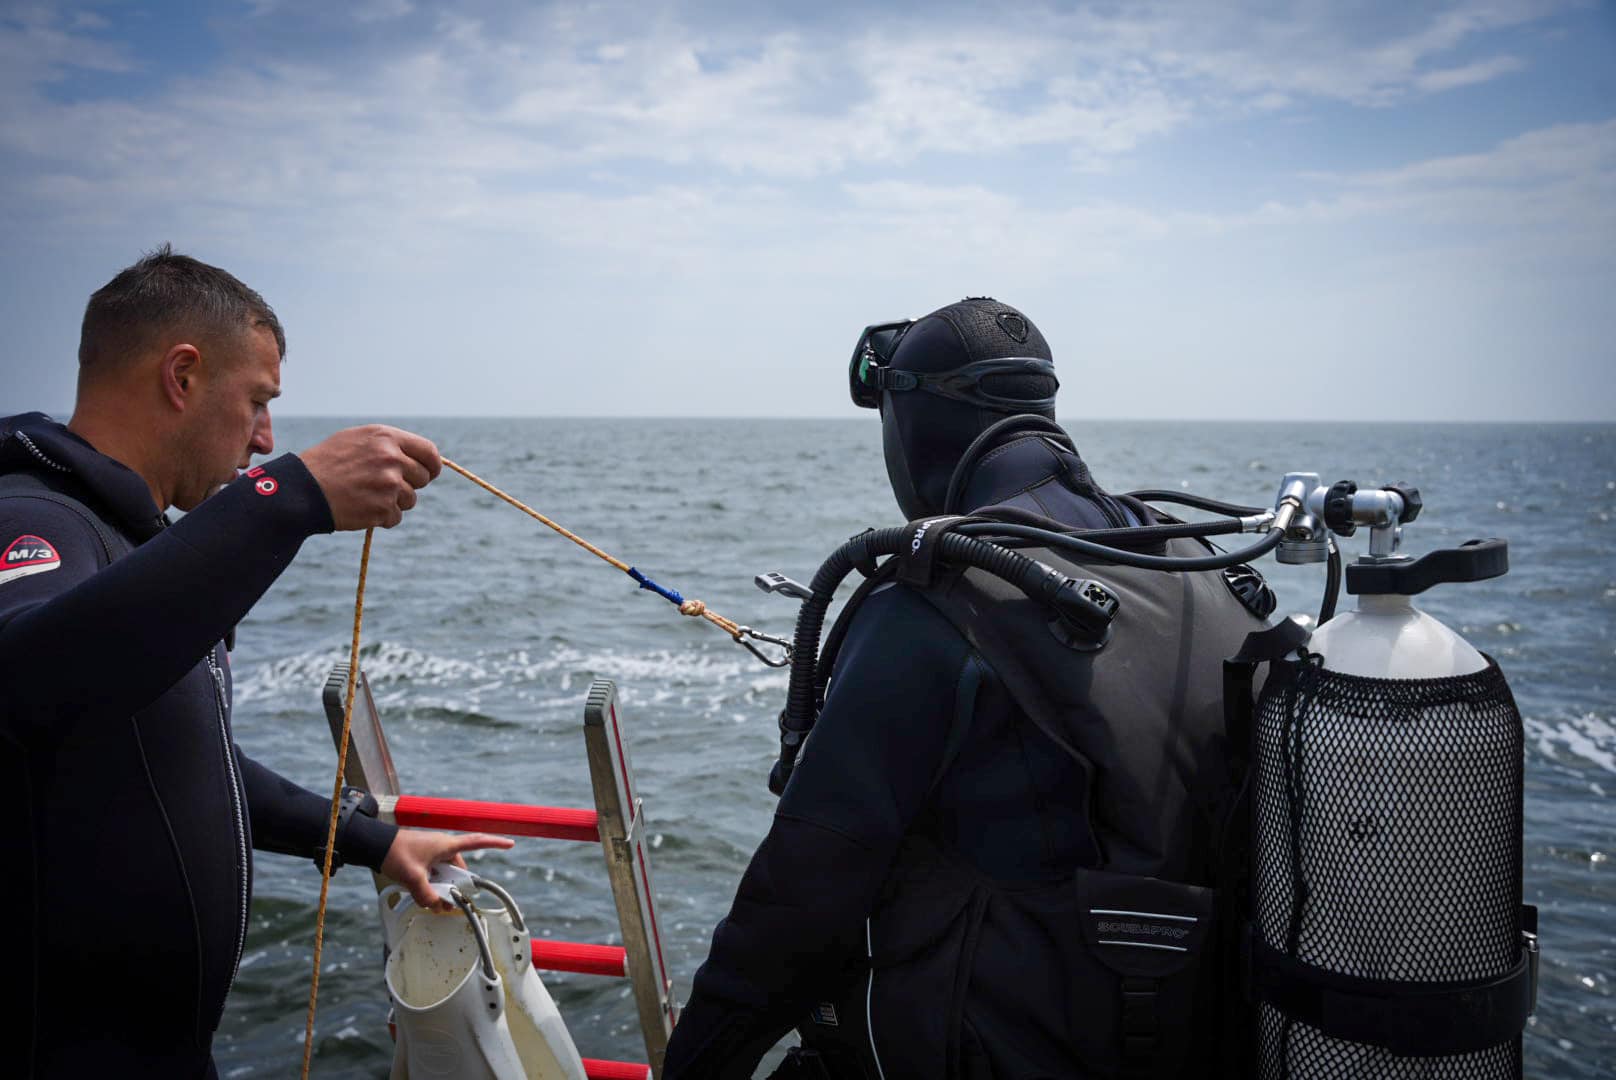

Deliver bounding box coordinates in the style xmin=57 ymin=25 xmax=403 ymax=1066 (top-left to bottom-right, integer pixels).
xmin=814 ymin=560 xmax=903 ymax=703
xmin=770 ymin=513 xmax=1287 ymax=794
xmin=1319 ymin=537 xmax=1342 ymax=625
xmin=772 ymin=525 xmax=1094 ymax=794
xmin=1126 ymin=489 xmax=1267 ymax=516
xmin=944 ymin=414 xmax=1075 ymax=514
xmin=979 ymin=503 xmax=1245 ymax=546
xmin=959 ymin=522 xmax=1286 ymax=572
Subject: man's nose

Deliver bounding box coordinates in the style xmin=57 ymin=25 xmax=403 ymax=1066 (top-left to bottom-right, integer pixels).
xmin=250 ymin=410 xmax=275 ymax=456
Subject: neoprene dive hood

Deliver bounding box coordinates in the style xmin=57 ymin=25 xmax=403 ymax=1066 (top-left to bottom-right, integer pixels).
xmin=869 ymin=298 xmax=1059 ymax=519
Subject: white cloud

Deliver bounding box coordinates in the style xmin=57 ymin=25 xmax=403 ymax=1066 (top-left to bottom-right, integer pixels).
xmin=0 ymin=1 xmax=1609 ymax=420
xmin=0 ymin=3 xmax=1604 ymax=275
xmin=1414 ymin=53 xmax=1526 ymax=92
xmin=0 ymin=0 xmax=1574 ymax=229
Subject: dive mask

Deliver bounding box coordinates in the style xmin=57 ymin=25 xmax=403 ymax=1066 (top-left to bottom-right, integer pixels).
xmin=848 ymin=320 xmax=914 ymax=409
xmin=848 ymin=319 xmax=1060 ymax=412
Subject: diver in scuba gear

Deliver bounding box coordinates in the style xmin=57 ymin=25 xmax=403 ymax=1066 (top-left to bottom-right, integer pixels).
xmin=664 ymin=298 xmax=1274 ymax=1079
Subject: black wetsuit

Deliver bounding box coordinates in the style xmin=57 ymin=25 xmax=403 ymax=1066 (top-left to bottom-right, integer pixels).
xmin=0 ymin=412 xmax=399 ymax=1079
xmin=665 ymin=436 xmax=1147 ymax=1078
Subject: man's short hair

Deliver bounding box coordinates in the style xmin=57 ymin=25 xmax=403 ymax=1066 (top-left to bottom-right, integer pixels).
xmin=78 ymin=244 xmax=286 ymax=375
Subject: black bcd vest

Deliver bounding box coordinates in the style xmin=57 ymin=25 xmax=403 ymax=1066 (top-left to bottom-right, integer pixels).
xmin=794 ymin=537 xmax=1269 ymax=1080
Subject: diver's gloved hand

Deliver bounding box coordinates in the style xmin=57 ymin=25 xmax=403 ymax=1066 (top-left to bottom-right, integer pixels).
xmin=381 ymin=829 xmax=514 ymax=912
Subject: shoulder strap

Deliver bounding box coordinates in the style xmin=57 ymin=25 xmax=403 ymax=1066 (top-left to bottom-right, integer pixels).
xmin=914 ymin=577 xmax=1092 ymax=769
xmin=0 ymin=472 xmax=122 ymax=566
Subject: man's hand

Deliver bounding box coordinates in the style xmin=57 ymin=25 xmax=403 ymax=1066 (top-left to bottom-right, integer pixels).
xmin=380 ymin=828 xmax=515 ymax=912
xmin=299 ymin=425 xmax=443 ymax=531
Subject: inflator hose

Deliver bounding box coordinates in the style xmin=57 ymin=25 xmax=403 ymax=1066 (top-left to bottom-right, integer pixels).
xmin=772 ymin=518 xmax=1285 ymax=792
xmin=971 ymin=503 xmax=1246 ymax=547
xmin=775 ymin=524 xmax=1114 ymax=792
xmin=944 ymin=414 xmax=1076 ymax=514
xmin=958 ymin=521 xmax=1287 ymax=572
xmin=781 ymin=526 xmax=910 ymax=746
xmin=1126 ymin=489 xmax=1268 ymax=516
xmin=783 ymin=527 xmax=1049 ymax=737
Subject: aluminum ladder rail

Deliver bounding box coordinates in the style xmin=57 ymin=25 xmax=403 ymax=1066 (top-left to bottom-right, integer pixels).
xmin=323 ymin=667 xmax=676 ymax=1079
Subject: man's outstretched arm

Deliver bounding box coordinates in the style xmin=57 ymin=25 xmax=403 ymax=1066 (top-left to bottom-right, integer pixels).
xmin=236 ymin=750 xmax=514 ymax=911
xmin=0 ymin=426 xmax=439 ymax=741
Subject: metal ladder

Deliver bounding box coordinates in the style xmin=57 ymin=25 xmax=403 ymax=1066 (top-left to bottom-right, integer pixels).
xmin=323 ymin=666 xmax=677 ymax=1080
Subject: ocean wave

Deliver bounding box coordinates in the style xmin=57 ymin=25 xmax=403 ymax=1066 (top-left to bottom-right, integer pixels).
xmin=232 ymin=641 xmax=489 ymax=704
xmin=232 ymin=639 xmax=782 ymax=710
xmin=236 ymin=642 xmax=1616 ymax=784
xmin=1526 ymin=712 xmax=1616 ymax=775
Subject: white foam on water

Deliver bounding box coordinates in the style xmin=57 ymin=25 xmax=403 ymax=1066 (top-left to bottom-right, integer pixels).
xmin=232 ymin=641 xmax=493 ymax=704
xmin=1526 ymin=712 xmax=1616 ymax=775
xmin=233 ymin=638 xmax=773 ymax=712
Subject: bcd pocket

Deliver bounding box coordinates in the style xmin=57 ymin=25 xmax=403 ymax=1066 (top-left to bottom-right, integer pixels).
xmin=1074 ymin=868 xmax=1217 ymax=1078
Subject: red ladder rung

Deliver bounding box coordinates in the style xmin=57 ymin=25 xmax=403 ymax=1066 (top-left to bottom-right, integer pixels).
xmin=390 ymin=794 xmax=599 ymax=842
xmin=582 ymin=1059 xmax=651 ymax=1080
xmin=531 ymin=939 xmax=629 ymax=977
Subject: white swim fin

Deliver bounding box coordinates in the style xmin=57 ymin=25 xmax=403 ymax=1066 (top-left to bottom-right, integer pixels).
xmin=470 ymin=874 xmax=588 ymax=1080
xmin=378 ymin=865 xmax=586 ymax=1080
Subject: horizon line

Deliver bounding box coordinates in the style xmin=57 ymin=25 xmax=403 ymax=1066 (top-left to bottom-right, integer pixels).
xmin=30 ymin=410 xmax=1616 ymax=425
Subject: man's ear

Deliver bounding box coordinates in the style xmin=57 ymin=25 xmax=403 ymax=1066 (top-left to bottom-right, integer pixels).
xmin=160 ymin=344 xmax=203 ymax=411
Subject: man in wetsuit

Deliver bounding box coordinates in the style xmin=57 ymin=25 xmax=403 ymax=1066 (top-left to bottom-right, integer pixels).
xmin=0 ymin=246 xmax=513 ymax=1078
xmin=664 ymin=298 xmax=1271 ymax=1078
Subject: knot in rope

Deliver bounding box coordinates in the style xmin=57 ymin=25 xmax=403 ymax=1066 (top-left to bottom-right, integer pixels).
xmin=679 ymin=599 xmax=707 ymax=617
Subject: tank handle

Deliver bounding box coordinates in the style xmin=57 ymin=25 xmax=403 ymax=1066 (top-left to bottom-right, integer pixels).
xmin=1346 ymin=538 xmax=1508 ymax=596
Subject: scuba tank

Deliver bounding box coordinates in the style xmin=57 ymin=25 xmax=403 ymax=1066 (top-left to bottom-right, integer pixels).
xmin=1247 ymin=478 xmax=1538 ymax=1078
xmin=380 ymin=864 xmax=587 ymax=1080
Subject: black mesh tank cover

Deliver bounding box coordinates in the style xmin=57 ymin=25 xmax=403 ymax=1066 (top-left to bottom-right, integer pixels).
xmin=1252 ymin=657 xmax=1527 ymax=1078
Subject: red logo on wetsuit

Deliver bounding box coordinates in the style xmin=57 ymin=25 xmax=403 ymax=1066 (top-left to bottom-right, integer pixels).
xmin=0 ymin=534 xmax=61 ymax=587
xmin=246 ymin=465 xmax=277 ymax=496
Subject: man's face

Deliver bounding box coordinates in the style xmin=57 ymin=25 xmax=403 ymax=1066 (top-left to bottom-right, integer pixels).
xmin=171 ymin=326 xmax=281 ymax=511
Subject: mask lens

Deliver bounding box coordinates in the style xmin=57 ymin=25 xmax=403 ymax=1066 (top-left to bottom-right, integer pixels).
xmin=847 ymin=321 xmax=912 ymax=409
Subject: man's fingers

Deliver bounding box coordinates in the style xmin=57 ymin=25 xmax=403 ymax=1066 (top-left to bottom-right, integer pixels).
xmin=392 ymin=429 xmax=443 ymax=481
xmin=398 ymin=455 xmax=432 ymax=491
xmin=300 ymin=424 xmax=446 ymax=532
xmin=447 ymin=833 xmax=516 ymax=855
xmin=406 ymin=873 xmax=449 ymax=912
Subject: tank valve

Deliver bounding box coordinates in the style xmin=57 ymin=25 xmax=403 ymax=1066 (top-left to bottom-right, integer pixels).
xmin=1277 ymin=512 xmax=1330 ymax=564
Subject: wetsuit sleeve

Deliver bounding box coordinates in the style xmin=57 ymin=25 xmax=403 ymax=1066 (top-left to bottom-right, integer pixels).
xmin=236 ymin=751 xmax=399 ymax=871
xmin=665 ymin=585 xmax=972 ymax=1079
xmin=0 ymin=454 xmax=333 ymax=741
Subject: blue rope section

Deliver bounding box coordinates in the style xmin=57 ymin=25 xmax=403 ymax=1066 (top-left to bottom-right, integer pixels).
xmin=627 ymin=566 xmax=685 ymax=607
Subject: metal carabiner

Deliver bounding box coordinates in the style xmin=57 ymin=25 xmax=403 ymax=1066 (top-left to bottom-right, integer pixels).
xmin=733 ymin=626 xmax=794 ymax=668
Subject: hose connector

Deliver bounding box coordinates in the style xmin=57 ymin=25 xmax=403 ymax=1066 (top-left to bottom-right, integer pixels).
xmin=1272 ymin=472 xmax=1319 ymax=534
xmin=1047 ymin=576 xmax=1120 ymax=650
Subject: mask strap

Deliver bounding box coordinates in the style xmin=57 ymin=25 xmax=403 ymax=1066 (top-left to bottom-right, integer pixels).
xmin=903 ymin=357 xmax=1059 ymax=411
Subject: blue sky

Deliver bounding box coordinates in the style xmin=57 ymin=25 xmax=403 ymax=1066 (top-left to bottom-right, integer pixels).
xmin=2 ymin=0 xmax=1612 ymax=420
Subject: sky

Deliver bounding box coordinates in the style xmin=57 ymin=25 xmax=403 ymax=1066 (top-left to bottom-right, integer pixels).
xmin=1 ymin=0 xmax=1613 ymax=421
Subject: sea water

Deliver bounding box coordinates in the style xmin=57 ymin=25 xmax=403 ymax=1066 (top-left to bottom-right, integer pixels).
xmin=213 ymin=418 xmax=1615 ymax=1078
